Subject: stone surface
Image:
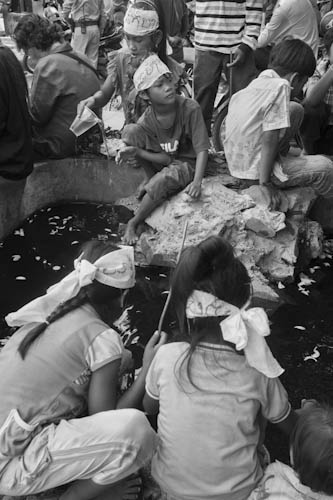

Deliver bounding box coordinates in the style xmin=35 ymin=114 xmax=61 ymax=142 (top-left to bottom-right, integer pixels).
xmin=0 ymin=157 xmax=145 ymax=243
xmin=132 ymin=176 xmax=322 ymax=306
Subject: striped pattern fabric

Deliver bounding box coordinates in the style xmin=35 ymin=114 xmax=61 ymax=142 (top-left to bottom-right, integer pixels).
xmin=195 ymin=0 xmax=263 ymax=53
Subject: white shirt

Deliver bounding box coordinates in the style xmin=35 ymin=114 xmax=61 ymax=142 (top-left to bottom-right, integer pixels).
xmin=146 ymin=342 xmax=290 ymax=500
xmin=224 ymin=69 xmax=290 ymax=181
xmin=258 ymin=0 xmax=319 ymax=57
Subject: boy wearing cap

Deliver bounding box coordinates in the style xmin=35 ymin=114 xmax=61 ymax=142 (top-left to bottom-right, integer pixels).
xmin=118 ymin=54 xmax=210 ymax=245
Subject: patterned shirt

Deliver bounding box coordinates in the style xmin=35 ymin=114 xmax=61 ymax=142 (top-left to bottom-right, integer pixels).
xmin=224 ymin=69 xmax=290 ymax=180
xmin=194 ymin=0 xmax=263 ymax=54
xmin=307 ymin=60 xmax=333 ymax=125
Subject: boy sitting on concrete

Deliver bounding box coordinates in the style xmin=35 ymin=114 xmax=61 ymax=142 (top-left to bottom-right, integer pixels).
xmin=118 ymin=54 xmax=210 ymax=244
xmin=224 ymin=38 xmax=333 ymax=210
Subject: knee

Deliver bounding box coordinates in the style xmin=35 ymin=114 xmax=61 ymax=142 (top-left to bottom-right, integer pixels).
xmin=121 ymin=124 xmax=141 ymax=145
xmin=289 ymin=101 xmax=304 ymax=123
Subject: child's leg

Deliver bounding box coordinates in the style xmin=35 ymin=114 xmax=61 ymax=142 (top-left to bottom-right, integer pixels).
xmin=123 ymin=192 xmax=161 ymax=245
xmin=279 ymin=101 xmax=304 ymax=156
xmin=0 ymin=409 xmax=156 ymax=499
xmin=123 ymin=161 xmax=195 ymax=245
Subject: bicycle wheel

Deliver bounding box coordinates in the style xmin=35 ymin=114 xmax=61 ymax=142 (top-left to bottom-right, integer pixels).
xmin=211 ymin=95 xmax=229 ymax=152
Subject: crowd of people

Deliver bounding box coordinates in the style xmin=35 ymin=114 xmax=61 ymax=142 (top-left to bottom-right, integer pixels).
xmin=1 ymin=1 xmax=333 ymax=499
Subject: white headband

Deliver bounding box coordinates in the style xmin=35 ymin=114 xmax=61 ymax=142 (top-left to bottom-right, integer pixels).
xmin=133 ymin=54 xmax=170 ymax=91
xmin=6 ymin=247 xmax=135 ymax=328
xmin=124 ymin=6 xmax=159 ymax=36
xmin=186 ymin=290 xmax=284 ymax=378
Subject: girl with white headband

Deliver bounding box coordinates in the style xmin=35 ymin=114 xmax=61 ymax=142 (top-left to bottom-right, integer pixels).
xmin=0 ymin=240 xmax=166 ymax=500
xmin=78 ymin=0 xmax=183 ymax=125
xmin=143 ymin=235 xmax=297 ymax=500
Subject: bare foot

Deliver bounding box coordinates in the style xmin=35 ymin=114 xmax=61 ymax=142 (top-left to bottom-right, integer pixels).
xmin=122 ymin=220 xmax=138 ymax=245
xmin=108 ymin=475 xmax=142 ymax=500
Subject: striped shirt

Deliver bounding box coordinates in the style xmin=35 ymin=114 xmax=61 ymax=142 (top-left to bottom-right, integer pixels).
xmin=195 ymin=0 xmax=263 ymax=54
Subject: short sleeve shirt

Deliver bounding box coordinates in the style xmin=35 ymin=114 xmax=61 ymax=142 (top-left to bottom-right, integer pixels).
xmin=224 ymin=69 xmax=291 ymax=180
xmin=136 ymin=95 xmax=210 ymax=161
xmin=146 ymin=342 xmax=290 ymax=500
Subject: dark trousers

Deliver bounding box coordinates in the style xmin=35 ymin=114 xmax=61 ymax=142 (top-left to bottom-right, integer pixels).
xmin=301 ymin=101 xmax=333 ymax=155
xmin=193 ymin=48 xmax=257 ymax=134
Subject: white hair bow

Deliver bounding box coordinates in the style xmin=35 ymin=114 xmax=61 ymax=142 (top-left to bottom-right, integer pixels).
xmin=186 ymin=290 xmax=283 ymax=378
xmin=6 ymin=247 xmax=135 ymax=328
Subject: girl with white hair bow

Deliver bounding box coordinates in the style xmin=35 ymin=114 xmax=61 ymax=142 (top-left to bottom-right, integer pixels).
xmin=143 ymin=235 xmax=297 ymax=500
xmin=0 ymin=240 xmax=166 ymax=500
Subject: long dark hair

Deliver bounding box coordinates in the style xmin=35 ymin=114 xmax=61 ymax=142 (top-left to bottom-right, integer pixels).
xmin=269 ymin=38 xmax=316 ymax=78
xmin=171 ymin=236 xmax=251 ymax=387
xmin=18 ymin=241 xmax=123 ymax=359
xmin=291 ymin=402 xmax=333 ymax=495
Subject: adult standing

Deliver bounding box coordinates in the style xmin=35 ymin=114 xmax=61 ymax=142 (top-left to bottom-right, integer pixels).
xmin=193 ymin=0 xmax=263 ymax=134
xmin=257 ymin=0 xmax=319 ymax=57
xmin=63 ymin=0 xmax=107 ymax=68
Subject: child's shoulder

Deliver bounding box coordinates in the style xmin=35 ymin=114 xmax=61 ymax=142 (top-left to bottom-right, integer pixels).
xmin=155 ymin=341 xmax=189 ymax=362
xmin=175 ymin=95 xmax=202 ymax=116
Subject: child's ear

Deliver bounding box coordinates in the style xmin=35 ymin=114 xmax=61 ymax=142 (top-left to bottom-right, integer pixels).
xmin=152 ymin=29 xmax=163 ymax=49
xmin=139 ymin=90 xmax=150 ymax=102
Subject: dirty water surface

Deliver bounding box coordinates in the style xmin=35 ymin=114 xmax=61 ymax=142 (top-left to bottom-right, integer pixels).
xmin=0 ymin=202 xmax=333 ymax=465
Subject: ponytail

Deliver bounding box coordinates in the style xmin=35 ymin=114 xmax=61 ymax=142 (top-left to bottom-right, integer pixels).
xmin=18 ymin=288 xmax=89 ymax=359
xmin=171 ymin=235 xmax=251 ymax=389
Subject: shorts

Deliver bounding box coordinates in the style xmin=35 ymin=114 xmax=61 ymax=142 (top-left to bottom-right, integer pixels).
xmin=145 ymin=160 xmax=195 ymax=203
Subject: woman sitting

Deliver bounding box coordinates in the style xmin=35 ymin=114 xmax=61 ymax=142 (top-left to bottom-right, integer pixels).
xmin=14 ymin=14 xmax=101 ymax=161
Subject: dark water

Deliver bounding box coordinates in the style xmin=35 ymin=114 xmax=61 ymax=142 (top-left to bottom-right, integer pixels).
xmin=0 ymin=202 xmax=333 ymax=463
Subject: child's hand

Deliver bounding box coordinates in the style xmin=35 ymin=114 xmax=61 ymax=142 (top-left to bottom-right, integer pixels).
xmin=142 ymin=331 xmax=167 ymax=370
xmin=185 ymin=181 xmax=202 ymax=199
xmin=77 ymin=97 xmax=95 ymax=118
xmin=116 ymin=146 xmax=139 ymax=167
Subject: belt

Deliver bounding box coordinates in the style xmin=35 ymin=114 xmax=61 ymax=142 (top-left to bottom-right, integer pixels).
xmin=74 ymin=20 xmax=99 ymax=27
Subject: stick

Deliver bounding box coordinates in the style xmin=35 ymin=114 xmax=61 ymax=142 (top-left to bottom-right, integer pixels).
xmin=157 ymin=220 xmax=189 ymax=335
xmin=229 ymin=51 xmax=234 ymax=98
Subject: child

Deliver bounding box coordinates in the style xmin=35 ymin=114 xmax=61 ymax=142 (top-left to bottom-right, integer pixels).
xmin=249 ymin=401 xmax=333 ymax=500
xmin=119 ymin=54 xmax=210 ymax=244
xmin=302 ymin=28 xmax=333 ymax=155
xmin=143 ymin=235 xmax=296 ymax=500
xmin=78 ymin=0 xmax=183 ymax=124
xmin=224 ymin=38 xmax=333 ymax=210
xmin=0 ymin=240 xmax=166 ymax=499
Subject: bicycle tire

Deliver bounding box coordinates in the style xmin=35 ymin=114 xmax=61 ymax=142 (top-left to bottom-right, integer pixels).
xmin=211 ymin=96 xmax=229 ymax=152
xmin=23 ymin=54 xmax=34 ymax=74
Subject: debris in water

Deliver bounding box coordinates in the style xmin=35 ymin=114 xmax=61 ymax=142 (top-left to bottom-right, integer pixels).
xmin=35 ymin=256 xmax=41 ymax=261
xmin=294 ymin=326 xmax=306 ymax=331
xmin=16 ymin=276 xmax=26 ymax=280
xmin=12 ymin=255 xmax=21 ymax=262
xmin=304 ymin=346 xmax=320 ymax=362
xmin=324 ymin=262 xmax=331 ymax=268
xmin=71 ymin=241 xmax=79 ymax=245
xmin=52 ymin=266 xmax=61 ymax=271
xmin=14 ymin=229 xmax=24 ymax=237
xmin=277 ymin=282 xmax=285 ymax=289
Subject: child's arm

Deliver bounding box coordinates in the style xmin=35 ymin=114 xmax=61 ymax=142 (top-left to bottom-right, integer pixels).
xmin=185 ymin=150 xmax=208 ymax=199
xmin=117 ymin=145 xmax=171 ymax=168
xmin=77 ymin=75 xmax=116 ymax=117
xmin=143 ymin=392 xmax=159 ymax=415
xmin=259 ymin=129 xmax=281 ymax=210
xmin=274 ymin=408 xmax=298 ymax=435
xmin=304 ymin=66 xmax=333 ymax=108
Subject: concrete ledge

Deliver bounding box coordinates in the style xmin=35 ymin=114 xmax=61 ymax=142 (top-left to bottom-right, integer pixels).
xmin=0 ymin=157 xmax=145 ymax=242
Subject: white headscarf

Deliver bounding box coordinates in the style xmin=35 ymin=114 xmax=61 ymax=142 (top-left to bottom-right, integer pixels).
xmin=133 ymin=53 xmax=170 ymax=91
xmin=124 ymin=3 xmax=159 ymax=36
xmin=6 ymin=246 xmax=135 ymax=327
xmin=186 ymin=290 xmax=284 ymax=378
